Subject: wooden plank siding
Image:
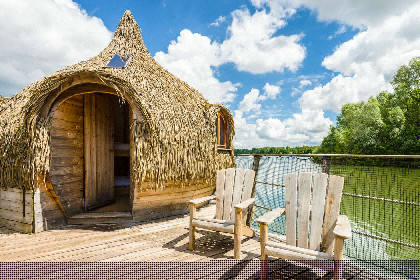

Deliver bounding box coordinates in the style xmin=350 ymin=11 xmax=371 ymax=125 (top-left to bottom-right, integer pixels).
xmin=0 ymin=188 xmax=34 ymax=233
xmin=132 ymin=181 xmax=215 ymax=221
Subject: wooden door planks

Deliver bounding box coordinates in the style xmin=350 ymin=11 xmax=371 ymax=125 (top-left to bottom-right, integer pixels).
xmin=84 ymin=93 xmax=115 ymax=210
xmin=84 ymin=93 xmax=96 ymax=210
xmin=94 ymin=93 xmax=114 ymax=206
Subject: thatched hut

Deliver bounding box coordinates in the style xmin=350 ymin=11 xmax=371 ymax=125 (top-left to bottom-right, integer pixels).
xmin=0 ymin=11 xmax=234 ymax=233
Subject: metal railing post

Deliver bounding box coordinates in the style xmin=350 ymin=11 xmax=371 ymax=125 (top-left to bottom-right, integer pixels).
xmin=322 ymin=156 xmax=330 ymax=174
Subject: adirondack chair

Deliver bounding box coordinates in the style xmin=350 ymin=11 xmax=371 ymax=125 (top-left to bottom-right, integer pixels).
xmin=189 ymin=168 xmax=256 ymax=259
xmin=257 ymin=172 xmax=352 ymax=280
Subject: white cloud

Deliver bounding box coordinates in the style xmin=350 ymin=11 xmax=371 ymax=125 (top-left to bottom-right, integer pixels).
xmin=155 ymin=5 xmax=305 ymax=104
xmin=0 ymin=0 xmax=112 ymax=97
xmin=284 ymin=109 xmax=332 ymax=136
xmin=299 ymin=3 xmax=420 ymax=113
xmin=336 ymin=25 xmax=346 ymax=35
xmin=233 ymin=84 xmax=331 ymax=148
xmin=328 ymin=25 xmax=347 ymax=40
xmin=235 ymin=1 xmax=420 ymax=148
xmin=237 ymin=84 xmax=280 ymax=115
xmin=154 ymin=29 xmax=237 ymax=104
xmin=298 ymin=79 xmax=312 ymax=88
xmin=255 ymin=118 xmax=286 ymax=140
xmin=220 ymin=7 xmax=305 ymax=74
xmin=243 ymin=0 xmax=420 ymax=146
xmin=210 ymin=15 xmax=227 ymax=27
xmin=238 ymin=88 xmax=262 ymax=114
xmin=253 ymin=0 xmax=415 ymax=28
xmin=300 ymin=0 xmax=415 ymax=28
xmin=262 ymin=83 xmax=280 ymax=99
xmin=234 ymin=109 xmax=331 ymax=148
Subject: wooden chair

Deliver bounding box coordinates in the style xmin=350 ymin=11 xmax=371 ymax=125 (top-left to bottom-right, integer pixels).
xmin=189 ymin=168 xmax=256 ymax=259
xmin=257 ymin=172 xmax=352 ymax=280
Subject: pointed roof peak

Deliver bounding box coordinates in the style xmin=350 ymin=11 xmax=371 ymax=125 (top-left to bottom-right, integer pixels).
xmin=121 ymin=10 xmax=134 ymax=21
xmin=115 ymin=10 xmax=139 ymax=33
xmin=106 ymin=10 xmax=149 ymax=59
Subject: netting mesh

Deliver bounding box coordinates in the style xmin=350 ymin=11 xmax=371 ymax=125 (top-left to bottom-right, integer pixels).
xmin=235 ymin=155 xmax=420 ymax=279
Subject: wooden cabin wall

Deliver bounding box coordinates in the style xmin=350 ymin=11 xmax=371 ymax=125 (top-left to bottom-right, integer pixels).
xmin=49 ymin=95 xmax=85 ymax=217
xmin=38 ymin=178 xmax=66 ymax=230
xmin=132 ymin=181 xmax=214 ymax=221
xmin=0 ymin=188 xmax=43 ymax=233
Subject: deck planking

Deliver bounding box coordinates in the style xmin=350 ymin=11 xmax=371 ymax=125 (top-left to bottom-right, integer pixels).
xmin=0 ymin=204 xmax=388 ymax=280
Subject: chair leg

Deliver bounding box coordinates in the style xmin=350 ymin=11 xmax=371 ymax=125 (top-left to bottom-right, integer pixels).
xmin=261 ymin=254 xmax=268 ymax=280
xmin=234 ymin=208 xmax=243 ymax=259
xmin=260 ymin=223 xmax=269 ymax=280
xmin=333 ymin=237 xmax=344 ymax=280
xmin=189 ymin=225 xmax=196 ymax=251
xmin=189 ymin=203 xmax=196 ymax=251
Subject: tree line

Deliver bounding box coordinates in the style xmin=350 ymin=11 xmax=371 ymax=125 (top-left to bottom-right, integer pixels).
xmin=234 ymin=146 xmax=318 ymax=155
xmin=235 ymin=56 xmax=420 ymax=155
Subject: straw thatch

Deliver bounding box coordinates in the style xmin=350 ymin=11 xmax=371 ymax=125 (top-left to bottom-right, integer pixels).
xmin=0 ymin=11 xmax=234 ymax=191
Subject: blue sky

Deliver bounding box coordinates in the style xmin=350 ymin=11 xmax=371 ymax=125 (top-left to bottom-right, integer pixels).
xmin=1 ymin=0 xmax=419 ymax=148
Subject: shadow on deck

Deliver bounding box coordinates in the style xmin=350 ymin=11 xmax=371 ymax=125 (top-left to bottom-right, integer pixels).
xmin=0 ymin=204 xmax=392 ymax=279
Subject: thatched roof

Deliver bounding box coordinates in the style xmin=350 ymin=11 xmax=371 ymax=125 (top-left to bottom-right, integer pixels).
xmin=0 ymin=11 xmax=234 ymax=190
xmin=0 ymin=96 xmax=7 ymax=110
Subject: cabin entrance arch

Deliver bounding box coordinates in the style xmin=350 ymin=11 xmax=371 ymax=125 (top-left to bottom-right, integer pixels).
xmin=43 ymin=78 xmax=137 ymax=221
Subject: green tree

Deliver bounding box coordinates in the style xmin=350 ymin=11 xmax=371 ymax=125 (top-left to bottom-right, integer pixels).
xmin=390 ymin=57 xmax=420 ymax=153
xmin=318 ymin=56 xmax=420 ymax=155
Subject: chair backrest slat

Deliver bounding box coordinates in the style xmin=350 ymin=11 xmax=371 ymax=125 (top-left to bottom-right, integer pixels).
xmin=222 ymin=168 xmax=236 ymax=220
xmin=215 ymin=168 xmax=256 ymax=222
xmin=309 ymin=173 xmax=328 ymax=251
xmin=241 ymin=170 xmax=255 ymax=202
xmin=231 ymin=169 xmax=246 ymax=220
xmin=297 ymin=172 xmax=312 ymax=249
xmin=285 ymin=173 xmax=297 ymax=246
xmin=215 ymin=169 xmax=226 ymax=219
xmin=322 ymin=175 xmax=344 ymax=254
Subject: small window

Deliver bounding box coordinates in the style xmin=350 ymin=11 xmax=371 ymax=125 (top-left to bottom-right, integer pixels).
xmin=217 ymin=111 xmax=228 ymax=149
xmin=106 ymin=54 xmax=132 ymax=68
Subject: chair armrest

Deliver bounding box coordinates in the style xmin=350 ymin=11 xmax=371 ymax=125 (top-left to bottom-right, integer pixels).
xmin=257 ymin=208 xmax=285 ymax=225
xmin=334 ymin=215 xmax=352 ymax=239
xmin=234 ymin=198 xmax=255 ymax=210
xmin=189 ymin=195 xmax=216 ymax=205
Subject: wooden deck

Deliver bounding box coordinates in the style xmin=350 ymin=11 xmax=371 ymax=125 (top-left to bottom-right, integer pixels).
xmin=0 ymin=204 xmax=388 ymax=280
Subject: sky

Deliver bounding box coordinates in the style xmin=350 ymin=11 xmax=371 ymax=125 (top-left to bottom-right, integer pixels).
xmin=1 ymin=0 xmax=420 ymax=149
